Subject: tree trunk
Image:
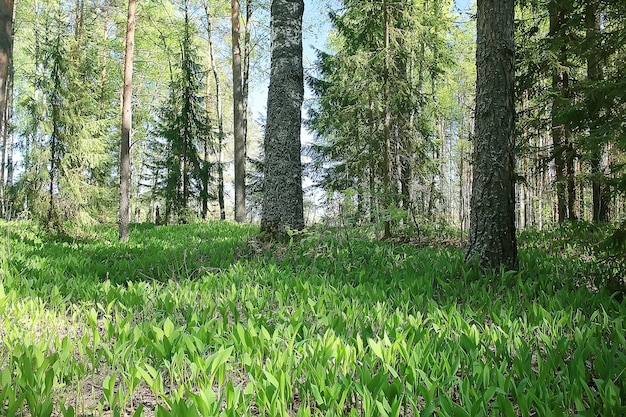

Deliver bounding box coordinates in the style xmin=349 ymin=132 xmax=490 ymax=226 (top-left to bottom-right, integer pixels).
xmin=100 ymin=0 xmax=109 ymax=118
xmin=550 ymin=3 xmax=568 ymax=223
xmin=232 ymin=0 xmax=246 ymax=222
xmin=465 ymin=0 xmax=517 ymax=271
xmin=0 ymin=0 xmax=13 ymax=218
xmin=204 ymin=1 xmax=226 ymax=220
xmin=586 ymin=0 xmax=610 ymax=222
xmin=5 ymin=59 xmax=12 ymax=190
xmin=202 ymin=67 xmax=211 ymax=220
xmin=119 ymin=0 xmax=136 ymax=242
xmin=260 ymin=0 xmax=304 ymax=238
xmin=242 ymin=0 xmax=252 ymax=151
xmin=382 ymin=0 xmax=392 ymax=239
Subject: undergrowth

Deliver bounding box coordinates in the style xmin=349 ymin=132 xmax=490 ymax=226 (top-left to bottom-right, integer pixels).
xmin=0 ymin=220 xmax=624 ymax=416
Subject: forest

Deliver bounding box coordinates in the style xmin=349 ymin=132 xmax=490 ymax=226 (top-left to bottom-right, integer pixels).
xmin=0 ymin=0 xmax=625 ymax=416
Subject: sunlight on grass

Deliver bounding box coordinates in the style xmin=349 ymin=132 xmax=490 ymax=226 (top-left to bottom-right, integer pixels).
xmin=0 ymin=221 xmax=624 ymax=416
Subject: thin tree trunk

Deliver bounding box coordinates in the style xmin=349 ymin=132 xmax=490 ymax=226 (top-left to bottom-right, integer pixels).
xmin=5 ymin=59 xmax=12 ymax=190
xmin=550 ymin=4 xmax=568 ymax=223
xmin=100 ymin=0 xmax=109 ymax=118
xmin=202 ymin=68 xmax=211 ymax=220
xmin=242 ymin=0 xmax=252 ymax=149
xmin=260 ymin=0 xmax=305 ymax=238
xmin=48 ymin=78 xmax=60 ymax=229
xmin=232 ymin=0 xmax=246 ymax=222
xmin=368 ymin=98 xmax=376 ymax=223
xmin=382 ymin=0 xmax=392 ymax=239
xmin=465 ymin=0 xmax=517 ymax=271
xmin=0 ymin=0 xmax=13 ymax=218
xmin=119 ymin=0 xmax=136 ymax=242
xmin=204 ymin=1 xmax=226 ymax=220
xmin=586 ymin=0 xmax=609 ymax=222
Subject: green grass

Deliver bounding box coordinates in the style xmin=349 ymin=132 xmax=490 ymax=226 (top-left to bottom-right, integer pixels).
xmin=0 ymin=220 xmax=624 ymax=416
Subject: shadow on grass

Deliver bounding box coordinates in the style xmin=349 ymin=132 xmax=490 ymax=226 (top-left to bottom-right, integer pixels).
xmin=2 ymin=220 xmax=623 ymax=320
xmin=2 ymin=221 xmax=256 ymax=303
xmin=241 ymin=227 xmax=624 ymax=321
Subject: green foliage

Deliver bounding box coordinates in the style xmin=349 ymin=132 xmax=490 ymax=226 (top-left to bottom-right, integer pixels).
xmin=0 ymin=220 xmax=624 ymax=416
xmin=307 ymin=0 xmax=456 ymax=230
xmin=152 ymin=3 xmax=212 ymax=223
xmin=515 ymin=0 xmax=626 ymax=221
xmin=13 ymin=1 xmax=118 ymax=226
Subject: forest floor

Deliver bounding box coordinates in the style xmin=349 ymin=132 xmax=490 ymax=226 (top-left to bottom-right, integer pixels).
xmin=0 ymin=220 xmax=624 ymax=416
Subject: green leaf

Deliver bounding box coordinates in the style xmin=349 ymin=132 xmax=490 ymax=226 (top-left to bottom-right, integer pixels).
xmin=497 ymin=394 xmax=517 ymax=417
xmin=132 ymin=404 xmax=144 ymax=417
xmin=263 ymin=369 xmax=280 ymax=389
xmin=368 ymin=338 xmax=384 ymax=361
xmin=163 ymin=318 xmax=175 ymax=339
xmin=209 ymin=346 xmax=233 ymax=377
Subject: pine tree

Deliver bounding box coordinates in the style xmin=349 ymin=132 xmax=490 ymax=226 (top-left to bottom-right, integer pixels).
xmin=465 ymin=0 xmax=518 ymax=270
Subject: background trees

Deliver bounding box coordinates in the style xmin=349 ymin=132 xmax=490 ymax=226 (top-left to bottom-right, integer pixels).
xmin=6 ymin=0 xmax=272 ymax=226
xmin=307 ymin=0 xmax=454 ymax=235
xmin=0 ymin=0 xmax=623 ymax=255
xmin=515 ymin=0 xmax=626 ymax=228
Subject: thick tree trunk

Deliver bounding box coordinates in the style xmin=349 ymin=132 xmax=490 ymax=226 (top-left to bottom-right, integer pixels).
xmin=119 ymin=0 xmax=136 ymax=242
xmin=261 ymin=0 xmax=304 ymax=238
xmin=232 ymin=0 xmax=246 ymax=222
xmin=465 ymin=0 xmax=517 ymax=271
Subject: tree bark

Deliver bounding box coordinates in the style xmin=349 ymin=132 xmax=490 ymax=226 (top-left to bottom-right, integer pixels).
xmin=242 ymin=0 xmax=252 ymax=152
xmin=204 ymin=1 xmax=226 ymax=220
xmin=550 ymin=3 xmax=568 ymax=223
xmin=586 ymin=0 xmax=610 ymax=222
xmin=232 ymin=0 xmax=246 ymax=222
xmin=465 ymin=0 xmax=517 ymax=271
xmin=382 ymin=0 xmax=392 ymax=238
xmin=119 ymin=0 xmax=136 ymax=242
xmin=261 ymin=0 xmax=304 ymax=238
xmin=0 ymin=0 xmax=13 ymax=218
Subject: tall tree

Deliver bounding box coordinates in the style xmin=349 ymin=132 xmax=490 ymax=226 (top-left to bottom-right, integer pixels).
xmin=232 ymin=0 xmax=246 ymax=222
xmin=465 ymin=0 xmax=517 ymax=270
xmin=308 ymin=0 xmax=452 ymax=232
xmin=203 ymin=0 xmax=226 ymax=220
xmin=153 ymin=0 xmax=208 ymax=223
xmin=119 ymin=0 xmax=136 ymax=241
xmin=261 ymin=0 xmax=304 ymax=237
xmin=0 ymin=0 xmax=13 ymax=218
xmin=585 ymin=0 xmax=609 ymax=222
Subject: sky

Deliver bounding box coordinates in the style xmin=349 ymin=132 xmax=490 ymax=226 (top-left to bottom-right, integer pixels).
xmin=244 ymin=0 xmax=475 ymax=216
xmin=248 ymin=0 xmax=475 ymax=137
xmin=251 ymin=0 xmax=474 ymax=111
